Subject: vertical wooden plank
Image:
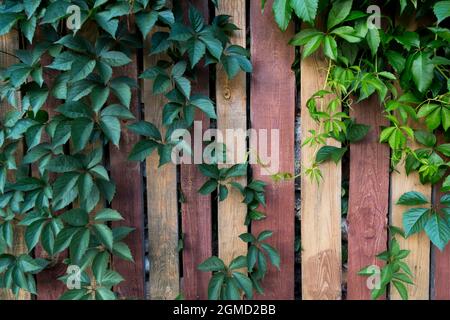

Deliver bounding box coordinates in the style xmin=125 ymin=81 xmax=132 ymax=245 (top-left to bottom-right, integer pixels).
xmin=144 ymin=31 xmax=179 ymax=300
xmin=433 ymin=134 xmax=450 ymax=300
xmin=0 ymin=32 xmax=30 ymax=300
xmin=390 ymin=139 xmax=431 ymax=300
xmin=110 ymin=53 xmax=146 ymax=299
xmin=300 ymin=37 xmax=342 ymax=300
xmin=249 ymin=1 xmax=295 ymax=299
xmin=180 ymin=0 xmax=212 ymax=300
xmin=216 ymin=0 xmax=247 ymax=266
xmin=347 ymin=96 xmax=389 ymax=300
xmin=34 ymin=28 xmax=68 ymax=301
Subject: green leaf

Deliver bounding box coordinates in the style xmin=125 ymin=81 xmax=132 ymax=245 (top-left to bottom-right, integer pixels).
xmin=229 ymin=256 xmax=247 ymax=270
xmin=198 ymin=256 xmax=226 ymax=272
xmin=47 ymin=155 xmax=82 ymax=173
xmin=136 ymin=11 xmax=158 ymax=38
xmin=190 ymin=97 xmax=217 ymax=119
xmin=239 ymin=233 xmax=256 ymax=243
xmin=402 ymin=208 xmax=429 ymax=236
xmin=261 ymin=243 xmax=281 ymax=270
xmin=414 ymin=130 xmax=436 ymax=148
xmin=346 ymin=123 xmax=370 ymax=142
xmin=290 ymin=0 xmax=318 ymax=23
xmin=208 ymin=273 xmax=225 ymax=300
xmin=436 ymin=144 xmax=450 ymax=157
xmin=71 ymin=118 xmax=94 ymax=153
xmin=366 ymin=28 xmax=380 ymax=56
xmin=412 ymin=53 xmax=435 ymax=93
xmin=61 ymin=209 xmax=89 ymax=227
xmin=112 ymin=242 xmax=133 ymax=262
xmin=95 ymin=287 xmax=116 ymax=300
xmin=302 ymin=34 xmax=324 ymax=58
xmin=232 ymin=271 xmax=253 ymax=299
xmin=289 ymin=29 xmax=322 ymax=46
xmin=41 ymin=0 xmax=70 ymax=24
xmin=70 ymin=228 xmax=90 ymax=263
xmin=59 ymin=289 xmax=88 ymax=300
xmin=424 ymin=213 xmax=450 ymax=251
xmin=397 ymin=191 xmax=429 ymax=205
xmin=327 ymin=0 xmax=353 ymax=30
xmin=93 ymin=224 xmax=114 ymax=251
xmin=434 ymin=1 xmax=450 ymax=23
xmin=198 ymin=180 xmax=218 ymax=195
xmin=272 ymin=0 xmax=293 ymax=31
xmin=101 ymin=51 xmax=132 ymax=67
xmin=100 ymin=116 xmax=121 ymax=146
xmin=25 ymin=220 xmax=46 ymax=251
xmin=316 ymin=146 xmax=347 ymax=164
xmin=219 ymin=185 xmax=228 ymax=201
xmin=128 ymin=121 xmax=162 ymax=141
xmin=129 ymin=140 xmax=159 ymax=161
xmin=92 ymin=251 xmax=109 ymax=283
xmin=95 ymin=209 xmax=123 ymax=222
xmin=323 ymin=36 xmax=337 ymax=61
xmin=392 ymin=280 xmax=408 ymax=300
xmin=257 ymin=230 xmax=273 ymax=241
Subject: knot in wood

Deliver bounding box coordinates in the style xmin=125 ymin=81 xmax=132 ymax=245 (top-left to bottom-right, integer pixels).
xmin=223 ymin=87 xmax=231 ymax=100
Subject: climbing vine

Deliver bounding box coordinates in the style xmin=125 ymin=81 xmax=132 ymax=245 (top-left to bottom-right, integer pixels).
xmin=266 ymin=0 xmax=450 ymax=299
xmin=0 ymin=0 xmax=279 ymax=300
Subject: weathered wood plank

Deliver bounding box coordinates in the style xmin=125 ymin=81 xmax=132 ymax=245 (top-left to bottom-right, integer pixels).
xmin=300 ymin=37 xmax=342 ymax=300
xmin=216 ymin=0 xmax=248 ymax=266
xmin=110 ymin=52 xmax=146 ymax=299
xmin=250 ymin=1 xmax=295 ymax=300
xmin=433 ymin=134 xmax=450 ymax=300
xmin=347 ymin=96 xmax=389 ymax=300
xmin=390 ymin=142 xmax=431 ymax=300
xmin=33 ymin=27 xmax=68 ymax=301
xmin=144 ymin=31 xmax=179 ymax=300
xmin=180 ymin=0 xmax=212 ymax=300
xmin=0 ymin=31 xmax=30 ymax=300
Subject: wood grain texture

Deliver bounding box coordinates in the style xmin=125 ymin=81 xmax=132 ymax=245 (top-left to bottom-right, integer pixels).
xmin=0 ymin=31 xmax=30 ymax=300
xmin=110 ymin=53 xmax=146 ymax=299
xmin=390 ymin=141 xmax=431 ymax=300
xmin=216 ymin=0 xmax=247 ymax=266
xmin=144 ymin=31 xmax=179 ymax=300
xmin=250 ymin=1 xmax=295 ymax=300
xmin=433 ymin=134 xmax=450 ymax=300
xmin=180 ymin=0 xmax=212 ymax=300
xmin=300 ymin=41 xmax=342 ymax=300
xmin=347 ymin=96 xmax=389 ymax=300
xmin=33 ymin=27 xmax=68 ymax=301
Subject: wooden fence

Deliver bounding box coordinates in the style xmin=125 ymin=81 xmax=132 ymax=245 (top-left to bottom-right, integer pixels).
xmin=1 ymin=0 xmax=448 ymax=300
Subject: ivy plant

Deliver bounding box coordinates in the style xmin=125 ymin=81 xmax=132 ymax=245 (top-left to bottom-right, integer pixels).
xmin=0 ymin=0 xmax=280 ymax=300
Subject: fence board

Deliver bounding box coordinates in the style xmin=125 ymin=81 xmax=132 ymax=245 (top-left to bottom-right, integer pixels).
xmin=110 ymin=52 xmax=146 ymax=299
xmin=144 ymin=32 xmax=179 ymax=300
xmin=216 ymin=0 xmax=247 ymax=266
xmin=33 ymin=28 xmax=68 ymax=301
xmin=250 ymin=1 xmax=295 ymax=299
xmin=347 ymin=96 xmax=389 ymax=300
xmin=180 ymin=0 xmax=212 ymax=300
xmin=433 ymin=134 xmax=450 ymax=300
xmin=300 ymin=39 xmax=342 ymax=300
xmin=390 ymin=145 xmax=431 ymax=300
xmin=0 ymin=32 xmax=30 ymax=300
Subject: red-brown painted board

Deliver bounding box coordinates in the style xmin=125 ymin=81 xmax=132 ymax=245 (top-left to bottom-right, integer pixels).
xmin=347 ymin=95 xmax=390 ymax=300
xmin=34 ymin=28 xmax=68 ymax=300
xmin=110 ymin=52 xmax=146 ymax=299
xmin=250 ymin=0 xmax=295 ymax=299
xmin=433 ymin=133 xmax=450 ymax=300
xmin=180 ymin=0 xmax=212 ymax=300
